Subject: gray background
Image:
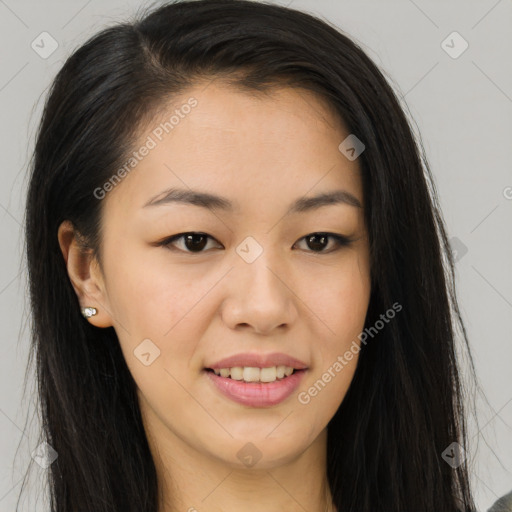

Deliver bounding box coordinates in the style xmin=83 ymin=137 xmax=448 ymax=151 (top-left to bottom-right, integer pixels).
xmin=1 ymin=0 xmax=511 ymax=510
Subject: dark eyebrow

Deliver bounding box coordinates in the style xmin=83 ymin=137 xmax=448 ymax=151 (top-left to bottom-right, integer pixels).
xmin=290 ymin=190 xmax=362 ymax=212
xmin=143 ymin=187 xmax=362 ymax=213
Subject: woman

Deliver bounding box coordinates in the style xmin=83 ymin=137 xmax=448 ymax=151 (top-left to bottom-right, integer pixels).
xmin=23 ymin=0 xmax=477 ymax=510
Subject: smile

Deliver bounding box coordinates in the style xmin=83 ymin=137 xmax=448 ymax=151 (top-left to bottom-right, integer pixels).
xmin=204 ymin=367 xmax=307 ymax=407
xmin=208 ymin=365 xmax=295 ymax=382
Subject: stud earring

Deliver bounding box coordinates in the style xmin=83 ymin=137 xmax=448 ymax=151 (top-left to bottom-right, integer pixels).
xmin=81 ymin=307 xmax=98 ymax=318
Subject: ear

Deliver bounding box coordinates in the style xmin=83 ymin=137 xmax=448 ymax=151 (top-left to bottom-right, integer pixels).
xmin=57 ymin=220 xmax=113 ymax=328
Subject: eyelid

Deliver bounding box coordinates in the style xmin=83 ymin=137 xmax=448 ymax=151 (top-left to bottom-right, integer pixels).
xmin=156 ymin=232 xmax=222 ymax=253
xmin=156 ymin=231 xmax=355 ymax=254
xmin=295 ymin=233 xmax=354 ymax=253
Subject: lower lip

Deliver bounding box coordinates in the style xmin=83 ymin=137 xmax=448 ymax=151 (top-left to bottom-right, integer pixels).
xmin=205 ymin=369 xmax=306 ymax=407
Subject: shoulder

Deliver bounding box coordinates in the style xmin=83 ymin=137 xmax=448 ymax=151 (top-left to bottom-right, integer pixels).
xmin=488 ymin=490 xmax=512 ymax=512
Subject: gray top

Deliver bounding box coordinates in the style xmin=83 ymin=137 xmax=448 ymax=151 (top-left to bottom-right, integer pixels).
xmin=488 ymin=490 xmax=512 ymax=512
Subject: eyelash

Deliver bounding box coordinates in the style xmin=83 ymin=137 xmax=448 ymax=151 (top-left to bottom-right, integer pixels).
xmin=157 ymin=231 xmax=354 ymax=255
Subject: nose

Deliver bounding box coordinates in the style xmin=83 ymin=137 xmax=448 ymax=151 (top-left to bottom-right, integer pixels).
xmin=221 ymin=252 xmax=298 ymax=335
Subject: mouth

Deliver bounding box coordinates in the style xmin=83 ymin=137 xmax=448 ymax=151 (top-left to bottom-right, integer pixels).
xmin=204 ymin=365 xmax=303 ymax=383
xmin=203 ymin=366 xmax=307 ymax=407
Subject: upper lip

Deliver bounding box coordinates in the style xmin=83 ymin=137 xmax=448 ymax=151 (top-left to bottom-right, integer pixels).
xmin=206 ymin=352 xmax=308 ymax=370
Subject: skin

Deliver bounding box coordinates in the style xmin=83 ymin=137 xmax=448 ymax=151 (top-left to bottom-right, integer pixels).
xmin=58 ymin=80 xmax=371 ymax=512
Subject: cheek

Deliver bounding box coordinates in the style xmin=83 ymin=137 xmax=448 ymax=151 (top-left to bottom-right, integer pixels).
xmin=338 ymin=250 xmax=371 ymax=323
xmin=102 ymin=250 xmax=207 ymax=392
xmin=305 ymin=253 xmax=370 ymax=343
xmin=333 ymin=277 xmax=370 ymax=338
xmin=297 ymin=340 xmax=359 ymax=428
xmin=295 ymin=255 xmax=368 ymax=403
xmin=103 ymin=245 xmax=203 ymax=335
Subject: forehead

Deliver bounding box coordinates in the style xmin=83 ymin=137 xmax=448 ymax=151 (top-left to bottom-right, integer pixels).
xmin=102 ymin=80 xmax=362 ymax=217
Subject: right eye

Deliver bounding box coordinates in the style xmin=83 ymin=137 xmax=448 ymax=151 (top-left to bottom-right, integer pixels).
xmin=157 ymin=232 xmax=223 ymax=254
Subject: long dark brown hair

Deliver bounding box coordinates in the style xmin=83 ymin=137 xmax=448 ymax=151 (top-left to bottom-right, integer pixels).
xmin=22 ymin=0 xmax=477 ymax=510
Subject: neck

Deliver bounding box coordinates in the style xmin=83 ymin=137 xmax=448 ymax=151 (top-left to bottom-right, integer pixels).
xmin=142 ymin=413 xmax=335 ymax=512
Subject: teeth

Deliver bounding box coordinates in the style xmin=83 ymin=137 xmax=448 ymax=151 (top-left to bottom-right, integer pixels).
xmin=260 ymin=367 xmax=276 ymax=382
xmin=211 ymin=365 xmax=296 ymax=382
xmin=230 ymin=366 xmax=243 ymax=380
xmin=243 ymin=367 xmax=260 ymax=382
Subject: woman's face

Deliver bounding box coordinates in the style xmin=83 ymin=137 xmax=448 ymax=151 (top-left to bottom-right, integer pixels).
xmin=78 ymin=82 xmax=370 ymax=470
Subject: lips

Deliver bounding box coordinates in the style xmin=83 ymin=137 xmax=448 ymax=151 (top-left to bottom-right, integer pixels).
xmin=205 ymin=352 xmax=308 ymax=370
xmin=203 ymin=352 xmax=308 ymax=407
xmin=205 ymin=369 xmax=306 ymax=407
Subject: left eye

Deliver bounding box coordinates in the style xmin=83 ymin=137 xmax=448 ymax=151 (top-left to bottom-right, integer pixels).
xmin=158 ymin=232 xmax=353 ymax=254
xmin=294 ymin=232 xmax=353 ymax=253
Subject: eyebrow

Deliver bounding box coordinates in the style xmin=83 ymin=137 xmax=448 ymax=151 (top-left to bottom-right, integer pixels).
xmin=143 ymin=187 xmax=362 ymax=214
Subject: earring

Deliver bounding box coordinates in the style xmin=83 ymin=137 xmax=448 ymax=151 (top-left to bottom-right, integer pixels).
xmin=81 ymin=307 xmax=98 ymax=318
